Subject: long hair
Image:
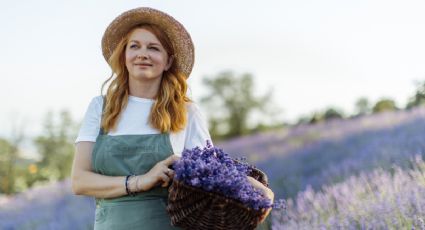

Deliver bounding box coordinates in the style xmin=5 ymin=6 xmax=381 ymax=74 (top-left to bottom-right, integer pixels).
xmin=100 ymin=24 xmax=192 ymax=133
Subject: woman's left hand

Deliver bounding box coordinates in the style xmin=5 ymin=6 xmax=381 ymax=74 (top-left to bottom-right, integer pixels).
xmin=247 ymin=176 xmax=274 ymax=223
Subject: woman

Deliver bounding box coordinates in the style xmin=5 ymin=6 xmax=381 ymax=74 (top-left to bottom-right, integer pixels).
xmin=71 ymin=7 xmax=273 ymax=229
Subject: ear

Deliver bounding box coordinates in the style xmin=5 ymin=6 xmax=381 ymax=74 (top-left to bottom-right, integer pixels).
xmin=165 ymin=55 xmax=174 ymax=71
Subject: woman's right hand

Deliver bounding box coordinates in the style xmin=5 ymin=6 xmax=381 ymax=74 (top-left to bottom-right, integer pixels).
xmin=247 ymin=176 xmax=274 ymax=224
xmin=137 ymin=154 xmax=180 ymax=192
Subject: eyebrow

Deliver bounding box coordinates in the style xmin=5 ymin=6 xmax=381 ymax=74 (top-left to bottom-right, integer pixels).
xmin=129 ymin=40 xmax=161 ymax=46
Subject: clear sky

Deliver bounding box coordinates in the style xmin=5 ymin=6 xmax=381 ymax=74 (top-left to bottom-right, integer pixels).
xmin=2 ymin=0 xmax=425 ymax=139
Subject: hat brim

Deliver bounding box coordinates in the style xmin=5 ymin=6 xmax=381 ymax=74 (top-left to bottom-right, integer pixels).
xmin=101 ymin=7 xmax=194 ymax=78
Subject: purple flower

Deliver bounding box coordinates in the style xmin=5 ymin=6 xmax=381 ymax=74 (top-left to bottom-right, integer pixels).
xmin=173 ymin=141 xmax=282 ymax=210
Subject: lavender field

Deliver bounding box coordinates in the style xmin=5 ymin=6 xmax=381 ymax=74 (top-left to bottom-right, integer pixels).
xmin=1 ymin=106 xmax=425 ymax=229
xmin=221 ymin=106 xmax=425 ymax=199
xmin=0 ymin=180 xmax=95 ymax=230
xmin=271 ymin=155 xmax=425 ymax=229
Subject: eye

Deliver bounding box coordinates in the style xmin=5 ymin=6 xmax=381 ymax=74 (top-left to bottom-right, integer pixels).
xmin=149 ymin=46 xmax=160 ymax=51
xmin=129 ymin=44 xmax=138 ymax=49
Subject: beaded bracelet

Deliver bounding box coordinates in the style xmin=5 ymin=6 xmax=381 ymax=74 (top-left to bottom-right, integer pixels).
xmin=125 ymin=175 xmax=131 ymax=195
xmin=125 ymin=174 xmax=137 ymax=196
xmin=129 ymin=175 xmax=138 ymax=196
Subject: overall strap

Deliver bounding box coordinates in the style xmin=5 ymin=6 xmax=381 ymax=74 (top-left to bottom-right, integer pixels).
xmin=98 ymin=96 xmax=107 ymax=135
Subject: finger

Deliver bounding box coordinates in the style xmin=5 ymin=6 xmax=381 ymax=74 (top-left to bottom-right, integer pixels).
xmin=268 ymin=192 xmax=275 ymax=201
xmin=263 ymin=210 xmax=271 ymax=221
xmin=248 ymin=176 xmax=270 ymax=192
xmin=161 ymin=174 xmax=171 ymax=187
xmin=169 ymin=171 xmax=175 ymax=178
xmin=161 ymin=181 xmax=169 ymax=187
xmin=247 ymin=176 xmax=262 ymax=187
xmin=259 ymin=215 xmax=266 ymax=224
xmin=248 ymin=176 xmax=274 ymax=200
xmin=259 ymin=209 xmax=271 ymax=223
xmin=162 ymin=154 xmax=181 ymax=166
xmin=160 ymin=173 xmax=170 ymax=183
xmin=265 ymin=189 xmax=274 ymax=200
xmin=163 ymin=168 xmax=174 ymax=177
xmin=247 ymin=176 xmax=266 ymax=191
xmin=166 ymin=168 xmax=174 ymax=177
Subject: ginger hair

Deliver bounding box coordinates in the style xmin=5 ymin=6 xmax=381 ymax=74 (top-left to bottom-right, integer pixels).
xmin=100 ymin=24 xmax=191 ymax=133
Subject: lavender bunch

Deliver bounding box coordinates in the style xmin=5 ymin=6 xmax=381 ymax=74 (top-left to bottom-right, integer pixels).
xmin=173 ymin=140 xmax=274 ymax=210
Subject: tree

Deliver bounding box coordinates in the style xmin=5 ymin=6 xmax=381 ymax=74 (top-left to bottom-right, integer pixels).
xmin=0 ymin=138 xmax=14 ymax=194
xmin=295 ymin=115 xmax=311 ymax=125
xmin=0 ymin=120 xmax=26 ymax=194
xmin=323 ymin=107 xmax=344 ymax=120
xmin=406 ymin=80 xmax=425 ymax=109
xmin=309 ymin=112 xmax=323 ymax=124
xmin=200 ymin=71 xmax=281 ymax=139
xmin=34 ymin=110 xmax=77 ymax=181
xmin=372 ymin=98 xmax=398 ymax=113
xmin=355 ymin=97 xmax=370 ymax=115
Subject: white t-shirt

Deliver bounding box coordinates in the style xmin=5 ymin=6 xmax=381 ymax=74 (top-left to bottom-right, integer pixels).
xmin=75 ymin=95 xmax=213 ymax=156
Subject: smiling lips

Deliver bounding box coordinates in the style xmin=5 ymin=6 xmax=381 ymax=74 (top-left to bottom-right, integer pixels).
xmin=135 ymin=63 xmax=152 ymax=67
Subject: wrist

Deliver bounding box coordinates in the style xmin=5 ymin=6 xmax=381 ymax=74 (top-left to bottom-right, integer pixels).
xmin=128 ymin=175 xmax=139 ymax=193
xmin=126 ymin=175 xmax=138 ymax=196
xmin=136 ymin=174 xmax=148 ymax=192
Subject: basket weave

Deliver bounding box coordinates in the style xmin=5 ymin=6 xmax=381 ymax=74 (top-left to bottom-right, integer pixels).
xmin=166 ymin=166 xmax=269 ymax=230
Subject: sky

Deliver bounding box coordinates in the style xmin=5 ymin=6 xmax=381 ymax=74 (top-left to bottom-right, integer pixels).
xmin=2 ymin=0 xmax=425 ymax=142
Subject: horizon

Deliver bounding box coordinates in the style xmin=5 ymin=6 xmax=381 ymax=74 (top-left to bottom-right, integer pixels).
xmin=2 ymin=0 xmax=425 ymax=141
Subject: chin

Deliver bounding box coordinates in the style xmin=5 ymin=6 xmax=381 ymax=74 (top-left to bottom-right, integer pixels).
xmin=131 ymin=73 xmax=160 ymax=80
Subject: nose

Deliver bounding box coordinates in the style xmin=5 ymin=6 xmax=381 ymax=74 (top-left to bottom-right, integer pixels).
xmin=137 ymin=47 xmax=149 ymax=60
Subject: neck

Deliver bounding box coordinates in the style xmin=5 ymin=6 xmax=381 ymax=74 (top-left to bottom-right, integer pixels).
xmin=128 ymin=77 xmax=162 ymax=99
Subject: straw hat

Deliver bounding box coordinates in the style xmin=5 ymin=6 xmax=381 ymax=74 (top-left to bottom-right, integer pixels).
xmin=101 ymin=7 xmax=194 ymax=78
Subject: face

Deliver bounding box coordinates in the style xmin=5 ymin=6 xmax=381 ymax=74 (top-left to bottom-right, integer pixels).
xmin=125 ymin=28 xmax=172 ymax=81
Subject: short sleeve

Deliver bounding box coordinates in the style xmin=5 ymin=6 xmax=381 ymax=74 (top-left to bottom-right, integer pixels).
xmin=75 ymin=96 xmax=103 ymax=144
xmin=184 ymin=103 xmax=213 ymax=149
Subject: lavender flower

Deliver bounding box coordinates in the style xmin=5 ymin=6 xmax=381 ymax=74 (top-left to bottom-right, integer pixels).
xmin=173 ymin=140 xmax=276 ymax=210
xmin=272 ymin=155 xmax=425 ymax=229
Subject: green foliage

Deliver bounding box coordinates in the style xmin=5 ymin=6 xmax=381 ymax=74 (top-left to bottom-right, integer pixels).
xmin=323 ymin=108 xmax=344 ymax=120
xmin=309 ymin=112 xmax=324 ymax=124
xmin=0 ymin=123 xmax=29 ymax=194
xmin=305 ymin=107 xmax=344 ymax=125
xmin=200 ymin=71 xmax=282 ymax=140
xmin=295 ymin=116 xmax=311 ymax=125
xmin=0 ymin=138 xmax=15 ymax=194
xmin=34 ymin=110 xmax=77 ymax=181
xmin=0 ymin=109 xmax=78 ymax=195
xmin=0 ymin=117 xmax=28 ymax=194
xmin=372 ymin=98 xmax=398 ymax=113
xmin=355 ymin=97 xmax=370 ymax=115
xmin=249 ymin=122 xmax=286 ymax=134
xmin=406 ymin=80 xmax=425 ymax=109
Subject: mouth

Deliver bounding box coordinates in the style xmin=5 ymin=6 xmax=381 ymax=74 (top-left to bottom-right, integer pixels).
xmin=134 ymin=63 xmax=153 ymax=67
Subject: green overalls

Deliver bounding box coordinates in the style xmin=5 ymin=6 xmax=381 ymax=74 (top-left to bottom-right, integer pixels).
xmin=90 ymin=99 xmax=270 ymax=230
xmin=91 ymin=100 xmax=182 ymax=229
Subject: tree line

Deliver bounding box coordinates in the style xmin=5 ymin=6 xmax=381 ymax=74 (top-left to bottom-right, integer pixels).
xmin=1 ymin=72 xmax=424 ymax=194
xmin=201 ymin=72 xmax=425 ymax=140
xmin=0 ymin=111 xmax=77 ymax=194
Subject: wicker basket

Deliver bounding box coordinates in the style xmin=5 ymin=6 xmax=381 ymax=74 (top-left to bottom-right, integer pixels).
xmin=166 ymin=166 xmax=269 ymax=230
